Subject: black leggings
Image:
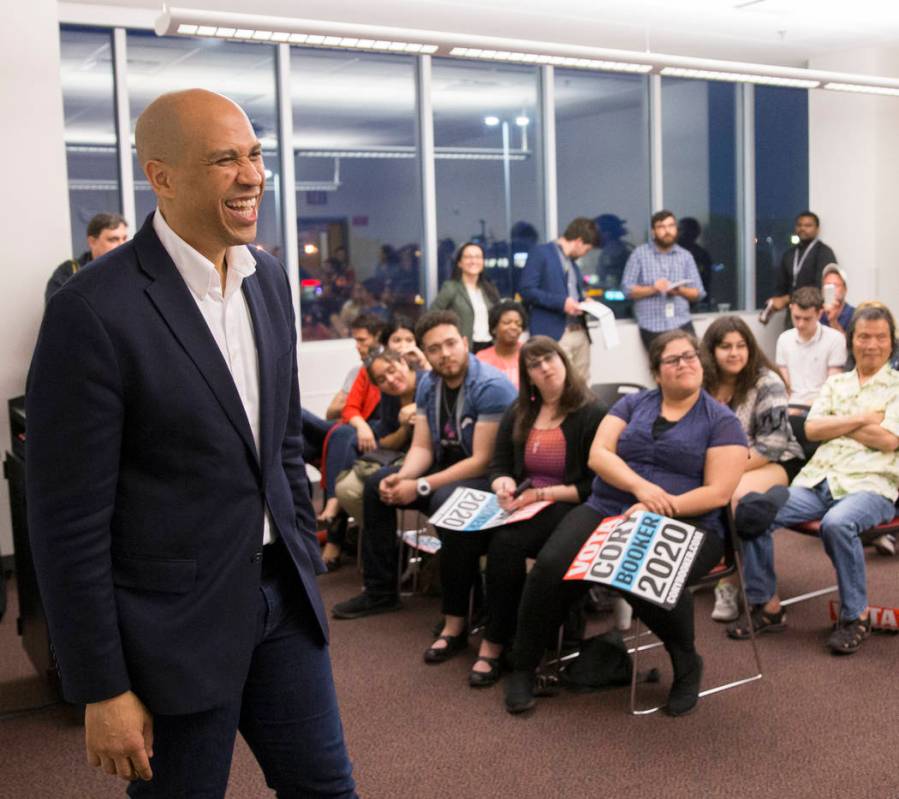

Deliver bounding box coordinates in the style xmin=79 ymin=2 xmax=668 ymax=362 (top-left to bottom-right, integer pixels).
xmin=512 ymin=503 xmax=723 ymax=671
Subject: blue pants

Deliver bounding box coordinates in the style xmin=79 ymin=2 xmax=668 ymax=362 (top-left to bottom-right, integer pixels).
xmin=323 ymin=424 xmax=361 ymax=499
xmin=301 ymin=408 xmax=335 ymax=465
xmin=742 ymin=479 xmax=896 ymax=621
xmin=127 ymin=543 xmax=357 ymax=798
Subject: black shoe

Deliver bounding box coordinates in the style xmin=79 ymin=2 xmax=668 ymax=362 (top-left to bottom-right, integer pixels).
xmin=827 ymin=616 xmax=871 ymax=655
xmin=468 ymin=656 xmax=502 ymax=688
xmin=332 ymin=592 xmax=401 ymax=620
xmin=504 ymin=670 xmax=537 ymax=714
xmin=664 ymin=652 xmax=703 ymax=717
xmin=423 ymin=631 xmax=468 ymax=664
xmin=323 ymin=554 xmax=342 ymax=573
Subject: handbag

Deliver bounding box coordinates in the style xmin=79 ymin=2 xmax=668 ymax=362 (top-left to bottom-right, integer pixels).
xmin=352 ymin=448 xmax=405 ymax=480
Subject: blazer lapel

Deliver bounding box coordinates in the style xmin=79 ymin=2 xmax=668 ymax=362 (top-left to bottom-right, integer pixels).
xmin=134 ymin=219 xmax=260 ymax=467
xmin=241 ymin=270 xmax=274 ymax=472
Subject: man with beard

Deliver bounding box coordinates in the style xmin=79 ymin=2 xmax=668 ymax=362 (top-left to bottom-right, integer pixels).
xmin=622 ymin=209 xmax=706 ymax=351
xmin=762 ymin=211 xmax=838 ymax=326
xmin=332 ymin=309 xmax=516 ymax=619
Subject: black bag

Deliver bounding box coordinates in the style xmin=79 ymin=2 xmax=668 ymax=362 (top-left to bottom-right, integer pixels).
xmin=358 ymin=448 xmax=405 ymax=467
xmin=561 ymin=631 xmax=659 ymax=692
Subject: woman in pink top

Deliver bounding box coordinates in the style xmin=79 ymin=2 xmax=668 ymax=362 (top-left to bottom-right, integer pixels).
xmin=476 ymin=300 xmax=528 ymax=389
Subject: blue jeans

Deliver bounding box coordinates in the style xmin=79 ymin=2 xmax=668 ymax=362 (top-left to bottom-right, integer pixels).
xmin=301 ymin=408 xmax=335 ymax=465
xmin=742 ymin=480 xmax=896 ymax=621
xmin=324 ymin=424 xmax=361 ymax=498
xmin=128 ymin=543 xmax=357 ymax=798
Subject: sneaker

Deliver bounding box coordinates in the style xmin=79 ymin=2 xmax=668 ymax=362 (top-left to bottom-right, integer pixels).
xmin=332 ymin=591 xmax=401 ymax=620
xmin=711 ymin=581 xmax=740 ymax=622
xmin=873 ymin=534 xmax=895 ymax=557
xmin=827 ymin=616 xmax=871 ymax=655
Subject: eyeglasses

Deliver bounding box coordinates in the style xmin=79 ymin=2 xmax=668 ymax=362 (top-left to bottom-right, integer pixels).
xmin=659 ymin=350 xmax=700 ymax=368
xmin=525 ymin=352 xmax=560 ymax=370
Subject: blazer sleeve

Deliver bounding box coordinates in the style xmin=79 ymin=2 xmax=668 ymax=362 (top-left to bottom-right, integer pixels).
xmin=519 ymin=246 xmax=566 ymax=312
xmin=430 ymin=281 xmax=455 ymax=312
xmin=488 ymin=404 xmax=520 ymax=484
xmin=26 ymin=291 xmax=132 ymax=704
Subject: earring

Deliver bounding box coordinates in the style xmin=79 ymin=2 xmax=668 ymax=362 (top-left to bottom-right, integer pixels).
xmin=530 ymin=390 xmax=536 ymax=402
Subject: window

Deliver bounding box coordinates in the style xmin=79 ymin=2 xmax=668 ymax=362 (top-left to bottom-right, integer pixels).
xmin=59 ymin=26 xmax=121 ymax=257
xmin=662 ymin=78 xmax=739 ymax=312
xmin=290 ymin=48 xmax=421 ymax=341
xmin=431 ymin=59 xmax=543 ymax=299
xmin=126 ymin=32 xmax=282 ymax=255
xmin=754 ymin=86 xmax=809 ymax=307
xmin=555 ymin=69 xmax=650 ymax=318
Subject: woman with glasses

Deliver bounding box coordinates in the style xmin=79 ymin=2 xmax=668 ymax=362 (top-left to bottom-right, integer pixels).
xmin=430 ymin=242 xmax=500 ymax=353
xmin=504 ymin=330 xmax=748 ymax=717
xmin=427 ymin=336 xmax=602 ymax=685
xmin=702 ymin=316 xmax=804 ymax=622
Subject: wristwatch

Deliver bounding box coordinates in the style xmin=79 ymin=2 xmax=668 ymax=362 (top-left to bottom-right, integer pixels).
xmin=416 ymin=478 xmax=432 ymax=497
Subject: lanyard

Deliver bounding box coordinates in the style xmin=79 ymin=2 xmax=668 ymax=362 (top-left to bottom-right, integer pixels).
xmin=792 ymin=239 xmax=818 ymax=283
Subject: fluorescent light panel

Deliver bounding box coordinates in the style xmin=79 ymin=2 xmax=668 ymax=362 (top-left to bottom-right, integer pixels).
xmin=450 ymin=46 xmax=651 ymax=73
xmin=661 ymin=66 xmax=819 ymax=88
xmin=823 ymin=82 xmax=899 ymax=96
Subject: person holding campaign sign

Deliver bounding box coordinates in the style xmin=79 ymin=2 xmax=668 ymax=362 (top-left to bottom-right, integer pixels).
xmin=447 ymin=336 xmax=605 ymax=686
xmin=505 ymin=330 xmax=748 ymax=717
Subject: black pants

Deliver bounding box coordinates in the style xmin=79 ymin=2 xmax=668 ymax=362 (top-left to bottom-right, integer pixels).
xmin=483 ymin=502 xmax=578 ymax=645
xmin=639 ymin=321 xmax=696 ymax=352
xmin=512 ymin=503 xmax=723 ymax=671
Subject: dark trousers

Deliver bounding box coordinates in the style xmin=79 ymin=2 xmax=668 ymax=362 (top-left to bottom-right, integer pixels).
xmin=323 ymin=424 xmax=360 ymax=499
xmin=128 ymin=542 xmax=356 ymax=799
xmin=512 ymin=504 xmax=723 ymax=671
xmin=360 ymin=465 xmax=490 ymax=598
xmin=301 ymin=408 xmax=335 ymax=465
xmin=483 ymin=502 xmax=577 ymax=645
xmin=639 ymin=321 xmax=696 ymax=352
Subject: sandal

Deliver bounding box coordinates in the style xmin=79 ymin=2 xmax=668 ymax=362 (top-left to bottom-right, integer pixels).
xmin=727 ymin=604 xmax=786 ymax=640
xmin=468 ymin=656 xmax=502 ymax=688
xmin=827 ymin=616 xmax=871 ymax=655
xmin=423 ymin=631 xmax=468 ymax=664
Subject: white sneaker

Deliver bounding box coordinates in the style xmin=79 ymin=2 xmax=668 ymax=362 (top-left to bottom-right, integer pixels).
xmin=873 ymin=534 xmax=896 ymax=557
xmin=711 ymin=582 xmax=740 ymax=622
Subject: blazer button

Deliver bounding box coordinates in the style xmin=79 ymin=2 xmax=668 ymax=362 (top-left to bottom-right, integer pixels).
xmin=251 ymin=550 xmax=263 ymax=563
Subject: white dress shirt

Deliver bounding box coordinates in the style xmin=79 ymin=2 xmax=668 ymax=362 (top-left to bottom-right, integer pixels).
xmin=153 ymin=209 xmax=275 ymax=544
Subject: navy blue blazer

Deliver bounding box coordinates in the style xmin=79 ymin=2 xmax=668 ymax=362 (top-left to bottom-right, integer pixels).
xmin=519 ymin=241 xmax=588 ymax=340
xmin=26 ymin=215 xmax=327 ymax=715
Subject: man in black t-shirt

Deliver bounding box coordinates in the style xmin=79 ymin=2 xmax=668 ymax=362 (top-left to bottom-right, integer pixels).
xmin=762 ymin=211 xmax=837 ymax=325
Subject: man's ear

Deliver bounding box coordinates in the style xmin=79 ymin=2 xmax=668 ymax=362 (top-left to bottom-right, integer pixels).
xmin=462 ymin=335 xmax=470 ymax=351
xmin=144 ymin=159 xmax=176 ymax=199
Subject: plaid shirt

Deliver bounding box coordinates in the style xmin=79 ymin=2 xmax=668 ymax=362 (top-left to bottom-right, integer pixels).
xmin=621 ymin=242 xmax=705 ymax=332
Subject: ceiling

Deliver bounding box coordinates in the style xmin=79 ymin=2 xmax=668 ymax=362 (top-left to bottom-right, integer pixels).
xmin=60 ymin=0 xmax=899 ymax=68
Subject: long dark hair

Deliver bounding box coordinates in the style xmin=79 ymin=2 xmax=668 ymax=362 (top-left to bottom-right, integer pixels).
xmin=701 ymin=315 xmax=780 ymax=409
xmin=513 ymin=336 xmax=591 ymax=442
xmin=451 ymin=241 xmax=499 ymax=303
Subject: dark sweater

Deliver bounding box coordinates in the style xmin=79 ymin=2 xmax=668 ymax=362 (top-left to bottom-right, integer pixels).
xmin=488 ymin=400 xmax=605 ymax=502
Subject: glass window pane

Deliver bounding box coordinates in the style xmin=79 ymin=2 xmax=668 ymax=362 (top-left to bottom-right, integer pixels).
xmin=60 ymin=26 xmax=121 ymax=258
xmin=126 ymin=32 xmax=282 ymax=257
xmin=555 ymin=69 xmax=650 ymax=318
xmin=662 ymin=78 xmax=738 ymax=312
xmin=432 ymin=59 xmax=543 ymax=299
xmin=754 ymin=86 xmax=809 ymax=308
xmin=291 ymin=49 xmax=421 ymax=341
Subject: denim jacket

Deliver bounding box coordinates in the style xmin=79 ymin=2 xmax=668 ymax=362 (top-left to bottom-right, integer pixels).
xmin=415 ymin=354 xmax=516 ymax=464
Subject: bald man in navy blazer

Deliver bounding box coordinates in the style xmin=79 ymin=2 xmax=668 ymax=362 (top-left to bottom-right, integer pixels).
xmin=26 ymin=90 xmax=356 ymax=797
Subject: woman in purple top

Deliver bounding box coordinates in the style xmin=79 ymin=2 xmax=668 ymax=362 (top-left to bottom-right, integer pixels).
xmin=505 ymin=330 xmax=748 ymax=717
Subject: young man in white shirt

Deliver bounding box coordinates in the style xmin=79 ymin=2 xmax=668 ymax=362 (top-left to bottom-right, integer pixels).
xmin=775 ymin=285 xmax=847 ymax=412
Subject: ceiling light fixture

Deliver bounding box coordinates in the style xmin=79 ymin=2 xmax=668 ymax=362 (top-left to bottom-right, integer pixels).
xmin=156 ymin=6 xmax=899 ymax=96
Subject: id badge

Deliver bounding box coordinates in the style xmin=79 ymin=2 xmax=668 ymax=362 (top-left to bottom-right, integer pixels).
xmin=665 ymin=302 xmax=675 ymax=319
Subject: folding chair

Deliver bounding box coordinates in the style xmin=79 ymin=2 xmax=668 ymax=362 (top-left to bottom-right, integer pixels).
xmin=395 ymin=509 xmax=437 ymax=597
xmin=628 ymin=509 xmax=763 ymax=715
xmin=590 ymin=382 xmax=646 ymax=411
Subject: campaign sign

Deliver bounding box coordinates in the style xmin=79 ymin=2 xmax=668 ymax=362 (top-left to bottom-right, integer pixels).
xmin=563 ymin=512 xmax=704 ymax=609
xmin=428 ymin=487 xmax=553 ymax=532
xmin=828 ymin=601 xmax=899 ymax=632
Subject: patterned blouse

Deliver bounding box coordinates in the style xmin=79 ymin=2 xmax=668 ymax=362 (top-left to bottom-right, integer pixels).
xmin=729 ymin=368 xmax=803 ymax=464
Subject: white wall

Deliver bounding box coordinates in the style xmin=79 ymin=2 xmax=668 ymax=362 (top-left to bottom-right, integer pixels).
xmin=2 ymin=3 xmax=71 ymax=557
xmin=809 ymin=47 xmax=899 ymax=313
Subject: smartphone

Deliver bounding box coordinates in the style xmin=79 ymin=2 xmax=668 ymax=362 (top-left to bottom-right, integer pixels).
xmin=823 ymin=283 xmax=836 ymax=306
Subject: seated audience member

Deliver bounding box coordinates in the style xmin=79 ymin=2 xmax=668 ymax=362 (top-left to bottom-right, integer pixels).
xmin=504 ymin=331 xmax=747 ymax=717
xmin=330 ymin=316 xmax=427 ymax=541
xmin=430 ymin=242 xmax=500 ymax=353
xmin=322 ymin=312 xmax=386 ymax=420
xmin=331 ymin=310 xmax=517 ymax=620
xmin=702 ymin=316 xmax=805 ymax=622
xmin=442 ymin=336 xmax=603 ymax=684
xmin=329 ymin=350 xmax=423 ymax=568
xmin=820 ymin=264 xmax=854 ymax=335
xmin=729 ymin=304 xmax=899 ymax=654
xmin=775 ymin=286 xmax=847 ymax=412
xmin=476 ymin=300 xmax=528 ymax=389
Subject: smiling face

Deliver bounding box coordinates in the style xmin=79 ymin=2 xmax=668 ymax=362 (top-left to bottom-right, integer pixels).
xmin=494 ymin=310 xmax=524 ymax=348
xmin=655 ymin=337 xmax=703 ymax=396
xmin=852 ymin=318 xmax=893 ymax=376
xmin=457 ymin=244 xmax=484 ymax=279
xmin=139 ymin=91 xmax=265 ymax=264
xmin=714 ymin=331 xmax=749 ymax=378
xmin=369 ymin=357 xmax=412 ymax=397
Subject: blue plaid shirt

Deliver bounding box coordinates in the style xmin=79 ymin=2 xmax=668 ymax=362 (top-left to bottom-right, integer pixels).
xmin=622 ymin=243 xmax=705 ymax=332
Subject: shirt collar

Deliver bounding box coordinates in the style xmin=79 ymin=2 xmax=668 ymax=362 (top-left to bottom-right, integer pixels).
xmin=153 ymin=208 xmax=257 ymax=300
xmin=794 ymin=322 xmax=823 ymax=345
